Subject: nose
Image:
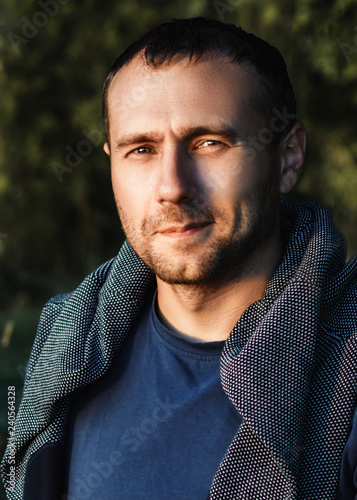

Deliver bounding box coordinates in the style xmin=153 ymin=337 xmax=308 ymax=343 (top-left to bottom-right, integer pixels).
xmin=155 ymin=145 xmax=198 ymax=205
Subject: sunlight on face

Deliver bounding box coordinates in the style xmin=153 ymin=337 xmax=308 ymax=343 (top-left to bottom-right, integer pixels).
xmin=108 ymin=55 xmax=281 ymax=285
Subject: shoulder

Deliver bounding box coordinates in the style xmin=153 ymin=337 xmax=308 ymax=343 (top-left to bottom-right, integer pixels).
xmin=25 ymin=257 xmax=117 ymax=385
xmin=42 ymin=254 xmax=117 ymax=318
xmin=37 ymin=256 xmax=116 ymax=325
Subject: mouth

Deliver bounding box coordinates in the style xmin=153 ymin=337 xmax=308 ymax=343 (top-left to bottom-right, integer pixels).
xmin=158 ymin=221 xmax=213 ymax=239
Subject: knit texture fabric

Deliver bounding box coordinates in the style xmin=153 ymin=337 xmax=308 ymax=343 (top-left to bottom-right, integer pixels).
xmin=1 ymin=201 xmax=357 ymax=499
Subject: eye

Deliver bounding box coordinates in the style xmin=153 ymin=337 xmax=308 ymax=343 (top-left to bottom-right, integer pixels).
xmin=198 ymin=140 xmax=222 ymax=148
xmin=132 ymin=146 xmax=155 ymax=154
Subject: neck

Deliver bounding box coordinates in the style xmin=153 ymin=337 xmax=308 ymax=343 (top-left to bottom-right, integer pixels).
xmin=156 ymin=230 xmax=283 ymax=342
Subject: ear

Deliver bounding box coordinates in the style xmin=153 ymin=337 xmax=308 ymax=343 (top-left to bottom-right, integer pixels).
xmin=104 ymin=142 xmax=110 ymax=156
xmin=279 ymin=121 xmax=306 ymax=194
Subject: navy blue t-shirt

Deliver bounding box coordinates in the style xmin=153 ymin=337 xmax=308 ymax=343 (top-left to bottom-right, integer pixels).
xmin=64 ymin=292 xmax=242 ymax=499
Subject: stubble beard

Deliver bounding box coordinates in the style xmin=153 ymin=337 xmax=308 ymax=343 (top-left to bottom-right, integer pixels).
xmin=116 ymin=160 xmax=280 ymax=287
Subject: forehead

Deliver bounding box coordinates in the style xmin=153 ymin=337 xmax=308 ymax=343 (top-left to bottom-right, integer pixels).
xmin=107 ymin=53 xmax=264 ymax=138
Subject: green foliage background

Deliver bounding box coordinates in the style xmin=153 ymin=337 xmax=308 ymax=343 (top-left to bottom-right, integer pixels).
xmin=0 ymin=0 xmax=356 ymax=496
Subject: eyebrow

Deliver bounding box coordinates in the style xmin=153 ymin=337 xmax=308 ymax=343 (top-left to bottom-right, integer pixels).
xmin=114 ymin=125 xmax=244 ymax=151
xmin=115 ymin=132 xmax=162 ymax=151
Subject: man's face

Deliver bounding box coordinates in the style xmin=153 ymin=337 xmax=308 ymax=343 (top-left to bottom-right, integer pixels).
xmin=106 ymin=54 xmax=281 ymax=285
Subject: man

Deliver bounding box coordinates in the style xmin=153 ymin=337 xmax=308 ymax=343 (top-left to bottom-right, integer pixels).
xmin=1 ymin=17 xmax=357 ymax=500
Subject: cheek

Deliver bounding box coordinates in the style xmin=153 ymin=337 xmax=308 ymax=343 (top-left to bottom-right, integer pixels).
xmin=203 ymin=148 xmax=261 ymax=200
xmin=205 ymin=167 xmax=248 ymax=209
xmin=111 ymin=169 xmax=151 ymax=226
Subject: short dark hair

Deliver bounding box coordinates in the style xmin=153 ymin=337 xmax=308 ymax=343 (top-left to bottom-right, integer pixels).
xmin=102 ymin=17 xmax=296 ymax=145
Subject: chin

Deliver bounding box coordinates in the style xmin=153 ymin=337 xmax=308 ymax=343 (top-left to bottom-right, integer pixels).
xmin=146 ymin=257 xmax=204 ymax=285
xmin=146 ymin=248 xmax=238 ymax=286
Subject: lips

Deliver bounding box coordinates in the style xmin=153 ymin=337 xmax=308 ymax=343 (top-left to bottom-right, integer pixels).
xmin=159 ymin=222 xmax=209 ymax=233
xmin=158 ymin=222 xmax=212 ymax=234
xmin=157 ymin=221 xmax=213 ymax=240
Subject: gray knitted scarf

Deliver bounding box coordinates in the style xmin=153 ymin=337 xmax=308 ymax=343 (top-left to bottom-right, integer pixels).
xmin=1 ymin=202 xmax=357 ymax=499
